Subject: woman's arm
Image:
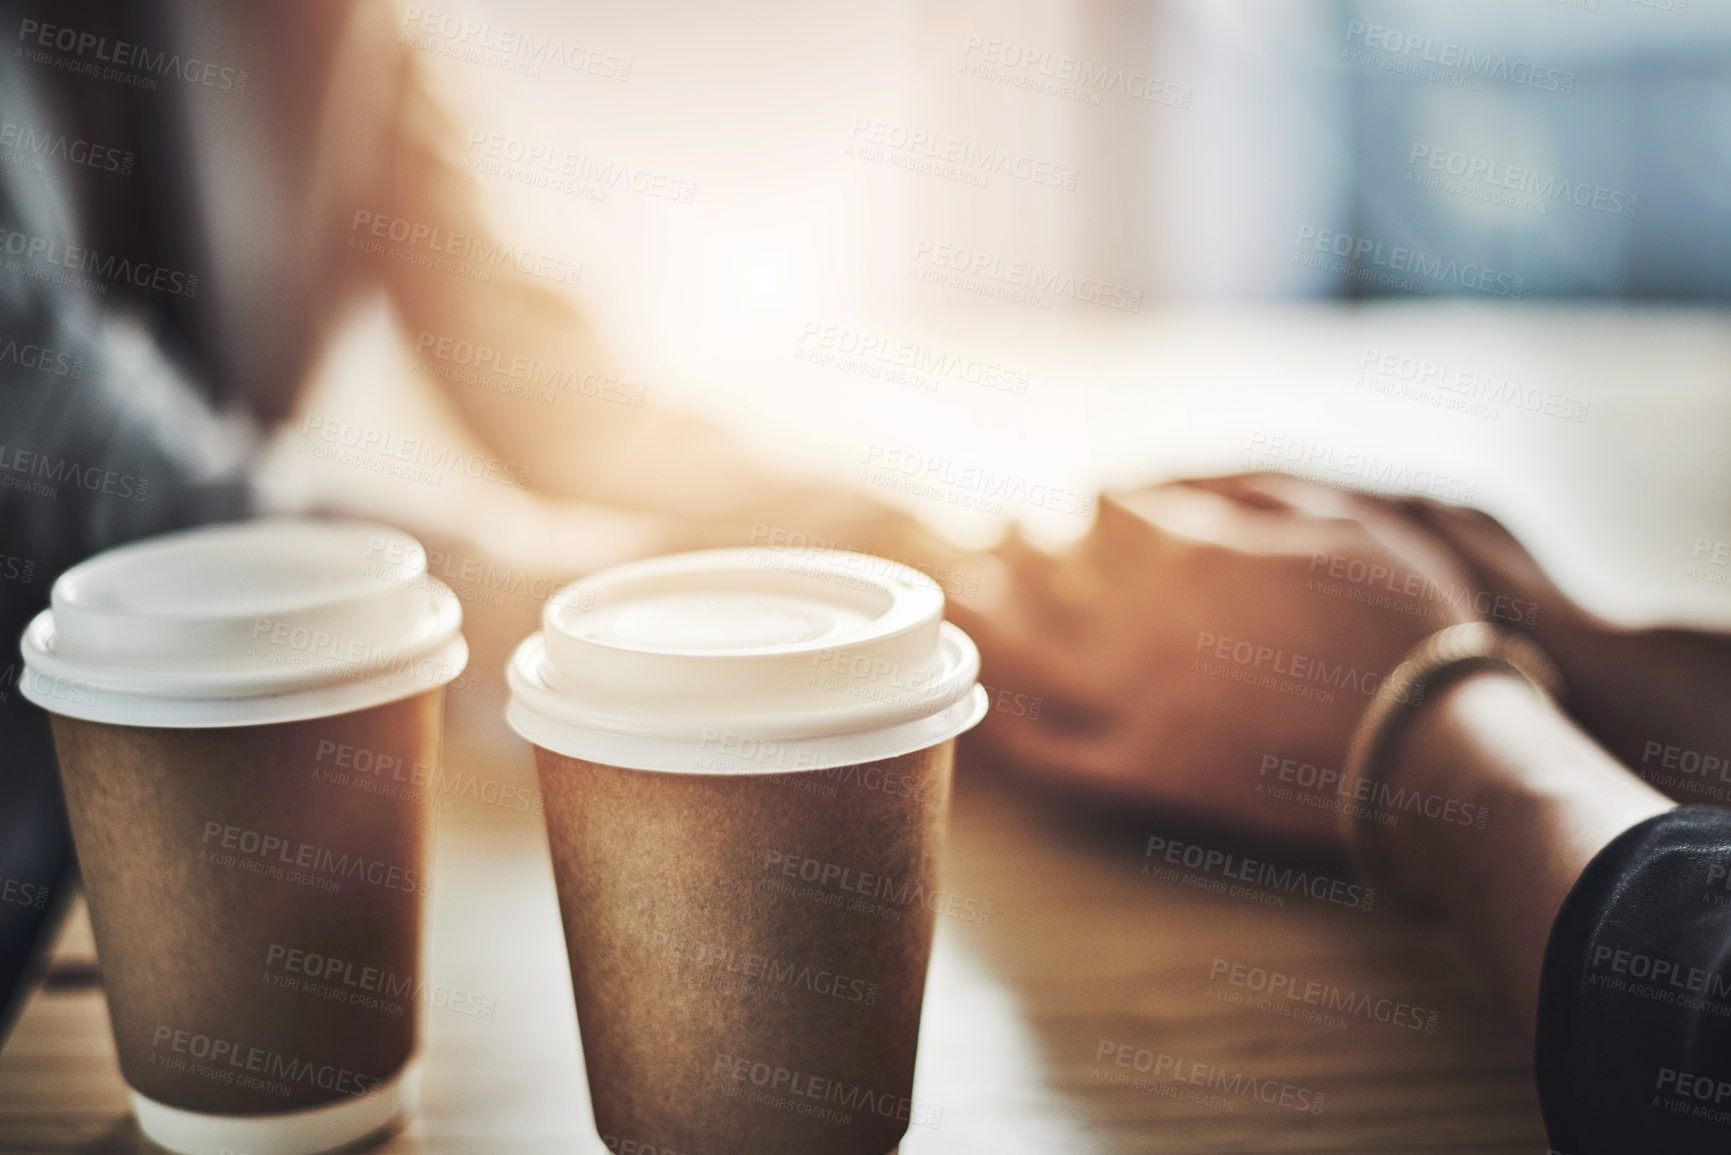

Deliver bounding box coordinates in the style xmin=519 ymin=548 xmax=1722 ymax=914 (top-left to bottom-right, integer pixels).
xmin=355 ymin=46 xmax=969 ymax=576
xmin=1379 ymin=670 xmax=1731 ymax=1153
xmin=1379 ymin=671 xmax=1673 ymax=1038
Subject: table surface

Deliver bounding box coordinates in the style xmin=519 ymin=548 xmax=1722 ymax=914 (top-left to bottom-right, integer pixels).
xmin=8 ymin=301 xmax=1728 ymax=1153
xmin=0 ymin=732 xmax=1546 ymax=1155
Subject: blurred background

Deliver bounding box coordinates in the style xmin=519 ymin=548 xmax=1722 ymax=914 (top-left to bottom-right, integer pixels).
xmin=281 ymin=0 xmax=1731 ymax=628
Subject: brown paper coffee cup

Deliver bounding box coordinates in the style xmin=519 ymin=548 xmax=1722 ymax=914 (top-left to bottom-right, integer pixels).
xmin=51 ymin=691 xmax=439 ymax=1115
xmin=506 ymin=548 xmax=986 ymax=1155
xmin=20 ymin=519 xmax=469 ymax=1154
xmin=538 ymin=741 xmax=951 ymax=1155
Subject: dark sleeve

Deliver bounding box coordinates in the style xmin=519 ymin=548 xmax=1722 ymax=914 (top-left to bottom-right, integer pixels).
xmin=0 ymin=42 xmax=258 ymax=1042
xmin=0 ymin=256 xmax=258 ymax=1041
xmin=1537 ymin=806 xmax=1731 ymax=1153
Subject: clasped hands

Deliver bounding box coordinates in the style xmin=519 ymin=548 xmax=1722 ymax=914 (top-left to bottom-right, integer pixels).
xmin=952 ymin=472 xmax=1710 ymax=848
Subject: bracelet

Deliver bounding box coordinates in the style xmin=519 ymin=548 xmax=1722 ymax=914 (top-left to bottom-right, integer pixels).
xmin=1336 ymin=620 xmax=1563 ymax=888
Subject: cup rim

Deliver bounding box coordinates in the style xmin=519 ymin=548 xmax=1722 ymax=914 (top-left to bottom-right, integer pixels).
xmin=21 ymin=616 xmax=468 ymax=728
xmin=18 ymin=518 xmax=469 ymax=727
xmin=503 ymin=548 xmax=986 ymax=770
xmin=510 ymin=677 xmax=987 ymax=773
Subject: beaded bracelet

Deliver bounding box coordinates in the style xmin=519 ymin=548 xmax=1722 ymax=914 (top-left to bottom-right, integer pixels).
xmin=1336 ymin=620 xmax=1563 ymax=887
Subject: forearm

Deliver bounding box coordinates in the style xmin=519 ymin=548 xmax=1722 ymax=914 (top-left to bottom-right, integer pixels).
xmin=364 ymin=47 xmax=993 ymax=567
xmin=1381 ymin=672 xmax=1673 ymax=1039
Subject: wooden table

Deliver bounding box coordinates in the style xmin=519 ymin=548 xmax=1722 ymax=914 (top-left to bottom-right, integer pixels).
xmin=13 ymin=300 xmax=1722 ymax=1152
xmin=0 ymin=727 xmax=1547 ymax=1154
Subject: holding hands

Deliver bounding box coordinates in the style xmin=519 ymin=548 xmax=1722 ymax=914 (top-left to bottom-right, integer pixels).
xmin=954 ymin=472 xmax=1731 ymax=847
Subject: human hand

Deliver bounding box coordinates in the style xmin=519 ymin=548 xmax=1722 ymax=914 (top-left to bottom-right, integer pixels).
xmin=1390 ymin=498 xmax=1731 ymax=800
xmin=951 ymin=473 xmax=1483 ymax=848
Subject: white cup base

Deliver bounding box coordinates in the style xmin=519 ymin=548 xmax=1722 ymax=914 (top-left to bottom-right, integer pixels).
xmin=131 ymin=1059 xmax=420 ymax=1155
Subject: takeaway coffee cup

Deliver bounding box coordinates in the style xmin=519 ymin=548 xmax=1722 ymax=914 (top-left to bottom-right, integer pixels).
xmin=506 ymin=547 xmax=986 ymax=1155
xmin=19 ymin=519 xmax=468 ymax=1155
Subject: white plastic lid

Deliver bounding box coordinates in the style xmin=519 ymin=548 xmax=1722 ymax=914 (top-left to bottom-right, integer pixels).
xmin=505 ymin=548 xmax=987 ymax=772
xmin=19 ymin=519 xmax=468 ymax=727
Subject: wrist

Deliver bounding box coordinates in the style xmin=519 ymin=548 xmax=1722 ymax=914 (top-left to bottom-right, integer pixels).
xmin=1376 ymin=671 xmax=1672 ymax=1034
xmin=1377 ymin=668 xmax=1661 ymax=921
xmin=1383 ymin=673 xmax=1531 ymax=839
xmin=1337 ymin=623 xmax=1561 ymax=881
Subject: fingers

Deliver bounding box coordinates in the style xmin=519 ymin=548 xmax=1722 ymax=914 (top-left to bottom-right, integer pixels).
xmin=964 ymin=612 xmax=1114 ymax=732
xmin=1175 ymin=473 xmax=1299 ymax=513
xmin=1398 ymin=499 xmax=1564 ymax=600
xmin=1175 ymin=473 xmax=1384 ymax=525
xmin=965 ymin=698 xmax=1142 ymax=794
xmin=1176 ymin=475 xmax=1487 ymax=546
xmin=1399 ymin=496 xmax=1511 ymax=544
xmin=1171 ymin=478 xmax=1526 ymax=618
xmin=948 ymin=563 xmax=1121 ymax=735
